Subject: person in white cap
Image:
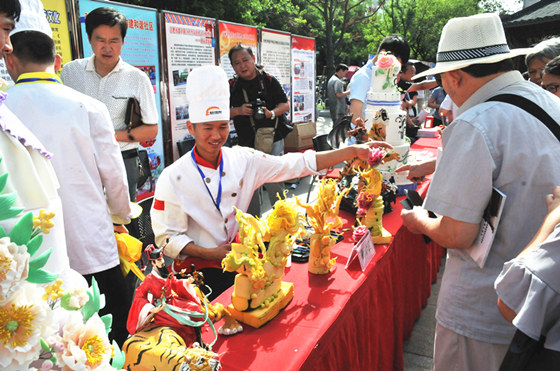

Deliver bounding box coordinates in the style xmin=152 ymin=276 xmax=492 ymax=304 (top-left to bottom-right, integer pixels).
xmin=151 ymin=65 xmax=390 ymax=300
xmin=400 ymin=13 xmax=560 ymax=371
xmin=4 ymin=28 xmax=133 ymax=346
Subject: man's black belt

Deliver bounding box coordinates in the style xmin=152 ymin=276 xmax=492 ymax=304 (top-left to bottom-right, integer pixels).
xmin=121 ymin=148 xmax=138 ymax=159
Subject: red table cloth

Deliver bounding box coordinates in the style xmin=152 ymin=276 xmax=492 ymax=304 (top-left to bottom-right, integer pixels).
xmin=204 ymin=137 xmax=444 ymax=370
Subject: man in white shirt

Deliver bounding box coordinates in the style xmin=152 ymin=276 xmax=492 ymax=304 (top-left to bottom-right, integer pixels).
xmin=5 ymin=28 xmax=133 ymax=346
xmin=401 ymin=14 xmax=560 ymax=371
xmin=61 ymin=7 xmax=158 ymax=201
xmin=152 ymin=65 xmax=390 ymax=300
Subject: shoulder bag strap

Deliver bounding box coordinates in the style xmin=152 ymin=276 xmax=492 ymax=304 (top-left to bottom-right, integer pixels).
xmin=486 ymin=94 xmax=560 ymax=141
xmin=242 ymin=88 xmax=256 ymax=129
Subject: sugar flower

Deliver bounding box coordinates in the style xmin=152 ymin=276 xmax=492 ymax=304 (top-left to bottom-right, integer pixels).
xmin=0 ymin=282 xmax=56 ymax=370
xmin=60 ymin=287 xmax=89 ymax=311
xmin=376 ymin=53 xmax=397 ymax=69
xmin=368 ymin=148 xmax=385 ymax=168
xmin=33 ymin=210 xmax=55 ymax=235
xmin=56 ymin=311 xmax=113 ymax=370
xmin=353 ymin=225 xmax=369 ymax=243
xmin=0 ymin=237 xmax=30 ymax=303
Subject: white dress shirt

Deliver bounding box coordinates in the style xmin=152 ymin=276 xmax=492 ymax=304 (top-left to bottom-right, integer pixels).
xmin=6 ymin=73 xmax=132 ymax=275
xmin=60 ymin=56 xmax=158 ymax=151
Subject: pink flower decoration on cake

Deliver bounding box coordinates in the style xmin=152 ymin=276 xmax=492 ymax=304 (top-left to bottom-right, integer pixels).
xmin=353 ymin=225 xmax=369 ymax=242
xmin=356 ymin=192 xmax=374 ymax=215
xmin=376 ymin=53 xmax=397 ymax=69
xmin=368 ymin=148 xmax=385 ymax=167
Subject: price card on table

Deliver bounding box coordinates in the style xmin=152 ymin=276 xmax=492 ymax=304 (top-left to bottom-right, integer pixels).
xmin=346 ymin=229 xmax=376 ymax=271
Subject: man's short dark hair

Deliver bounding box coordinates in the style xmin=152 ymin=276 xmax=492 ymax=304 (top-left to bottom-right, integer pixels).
xmin=228 ymin=44 xmax=253 ymax=62
xmin=401 ymin=61 xmax=415 ymax=73
xmin=378 ymin=34 xmax=410 ymax=65
xmin=11 ymin=31 xmax=56 ymax=66
xmin=544 ymin=55 xmax=560 ymax=77
xmin=460 ymin=59 xmax=514 ymax=78
xmin=335 ymin=64 xmax=348 ymax=72
xmin=85 ymin=7 xmax=127 ymax=40
xmin=0 ymin=0 xmax=21 ymax=21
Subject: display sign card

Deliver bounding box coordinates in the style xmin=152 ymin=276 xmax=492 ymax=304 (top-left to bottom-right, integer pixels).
xmin=346 ymin=229 xmax=376 ymax=271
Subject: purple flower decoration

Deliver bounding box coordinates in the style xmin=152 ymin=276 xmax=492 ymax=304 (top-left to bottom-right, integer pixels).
xmin=368 ymin=148 xmax=385 ymax=167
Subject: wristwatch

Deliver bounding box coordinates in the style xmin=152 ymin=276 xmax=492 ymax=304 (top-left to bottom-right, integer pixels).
xmin=270 ymin=110 xmax=276 ymax=119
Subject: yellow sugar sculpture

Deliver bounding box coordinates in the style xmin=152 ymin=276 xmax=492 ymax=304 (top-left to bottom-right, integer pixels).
xmin=296 ymin=178 xmax=349 ymax=274
xmin=222 ymin=198 xmax=303 ymax=327
xmin=356 ymin=167 xmax=392 ymax=244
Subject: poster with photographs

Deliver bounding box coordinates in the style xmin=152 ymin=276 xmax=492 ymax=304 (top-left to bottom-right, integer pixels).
xmin=291 ymin=35 xmax=315 ymax=123
xmin=260 ymin=29 xmax=291 ymax=101
xmin=163 ymin=12 xmax=217 ymax=161
xmin=218 ymin=21 xmax=258 ymax=80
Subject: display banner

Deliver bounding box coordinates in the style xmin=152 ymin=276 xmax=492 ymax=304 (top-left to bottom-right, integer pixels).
xmin=291 ymin=35 xmax=315 ymax=123
xmin=260 ymin=29 xmax=291 ymax=102
xmin=218 ymin=21 xmax=257 ymax=79
xmin=77 ymin=0 xmax=164 ymax=196
xmin=0 ymin=0 xmax=72 ymax=86
xmin=163 ymin=12 xmax=216 ymax=161
xmin=43 ymin=0 xmax=73 ymax=75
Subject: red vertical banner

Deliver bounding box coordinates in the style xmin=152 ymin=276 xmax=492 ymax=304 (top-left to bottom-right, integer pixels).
xmin=218 ymin=22 xmax=258 ymax=80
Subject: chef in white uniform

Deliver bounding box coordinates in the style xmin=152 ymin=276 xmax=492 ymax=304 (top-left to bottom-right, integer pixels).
xmin=151 ymin=65 xmax=389 ymax=299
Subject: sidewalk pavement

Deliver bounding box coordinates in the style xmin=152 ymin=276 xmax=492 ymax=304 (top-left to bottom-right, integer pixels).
xmin=262 ymin=109 xmax=440 ymax=370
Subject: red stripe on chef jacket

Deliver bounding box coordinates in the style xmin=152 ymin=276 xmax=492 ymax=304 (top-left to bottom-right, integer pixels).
xmin=153 ymin=198 xmax=165 ymax=210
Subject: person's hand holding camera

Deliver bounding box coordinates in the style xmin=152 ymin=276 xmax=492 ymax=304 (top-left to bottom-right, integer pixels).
xmin=235 ymin=103 xmax=253 ymax=117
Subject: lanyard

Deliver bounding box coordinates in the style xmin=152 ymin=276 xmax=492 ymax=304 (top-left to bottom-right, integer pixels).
xmin=191 ymin=150 xmax=223 ymax=212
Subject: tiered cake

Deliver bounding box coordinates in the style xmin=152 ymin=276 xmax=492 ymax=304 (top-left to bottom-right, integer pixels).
xmin=364 ymin=53 xmax=410 ymax=185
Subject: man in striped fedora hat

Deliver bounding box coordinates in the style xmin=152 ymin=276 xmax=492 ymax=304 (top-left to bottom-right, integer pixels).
xmin=401 ymin=13 xmax=560 ymax=371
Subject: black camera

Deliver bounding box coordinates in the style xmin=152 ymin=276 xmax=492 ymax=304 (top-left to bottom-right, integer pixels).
xmin=252 ymin=98 xmax=266 ymax=121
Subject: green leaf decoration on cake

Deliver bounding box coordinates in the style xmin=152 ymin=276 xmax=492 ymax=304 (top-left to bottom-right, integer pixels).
xmin=26 ymin=234 xmax=43 ymax=256
xmin=9 ymin=212 xmax=33 ymax=245
xmin=0 ymin=192 xmax=24 ymax=220
xmin=101 ymin=314 xmax=113 ymax=335
xmin=382 ymin=82 xmax=389 ymax=89
xmin=378 ymin=68 xmax=385 ymax=75
xmin=28 ymin=248 xmax=52 ymax=271
xmin=0 ymin=158 xmax=24 ymax=221
xmin=82 ymin=277 xmax=104 ymax=322
xmin=111 ymin=340 xmax=125 ymax=369
xmin=0 ymin=225 xmax=6 ymax=238
xmin=27 ymin=268 xmax=58 ymax=283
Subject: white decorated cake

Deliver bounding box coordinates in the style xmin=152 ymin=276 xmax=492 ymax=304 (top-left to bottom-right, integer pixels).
xmin=364 ymin=53 xmax=411 ymax=185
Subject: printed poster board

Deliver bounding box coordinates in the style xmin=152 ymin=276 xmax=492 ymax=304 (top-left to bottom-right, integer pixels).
xmin=163 ymin=12 xmax=216 ymax=161
xmin=218 ymin=21 xmax=257 ymax=80
xmin=77 ymin=0 xmax=164 ymax=196
xmin=260 ymin=29 xmax=291 ymax=108
xmin=291 ymin=35 xmax=315 ymax=123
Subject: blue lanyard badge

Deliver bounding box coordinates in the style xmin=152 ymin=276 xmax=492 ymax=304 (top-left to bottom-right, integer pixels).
xmin=191 ymin=150 xmax=224 ymax=212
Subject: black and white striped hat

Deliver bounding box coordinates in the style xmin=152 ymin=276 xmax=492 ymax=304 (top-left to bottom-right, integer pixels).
xmin=414 ymin=13 xmax=531 ymax=79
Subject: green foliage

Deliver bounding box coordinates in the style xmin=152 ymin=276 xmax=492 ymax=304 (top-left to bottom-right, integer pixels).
xmin=364 ymin=0 xmax=481 ymax=62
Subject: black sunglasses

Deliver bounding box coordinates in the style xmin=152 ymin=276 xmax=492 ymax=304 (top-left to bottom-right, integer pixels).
xmin=434 ymin=73 xmax=442 ymax=86
xmin=543 ymin=83 xmax=559 ymax=94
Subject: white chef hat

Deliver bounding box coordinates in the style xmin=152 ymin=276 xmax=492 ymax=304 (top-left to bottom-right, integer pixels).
xmin=11 ymin=0 xmax=52 ymax=37
xmin=186 ymin=65 xmax=230 ymax=123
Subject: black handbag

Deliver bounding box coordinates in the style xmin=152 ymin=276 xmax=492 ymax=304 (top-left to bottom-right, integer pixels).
xmin=276 ymin=112 xmax=294 ymax=140
xmin=500 ymin=330 xmax=560 ymax=371
xmin=125 ymin=97 xmax=143 ymax=133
